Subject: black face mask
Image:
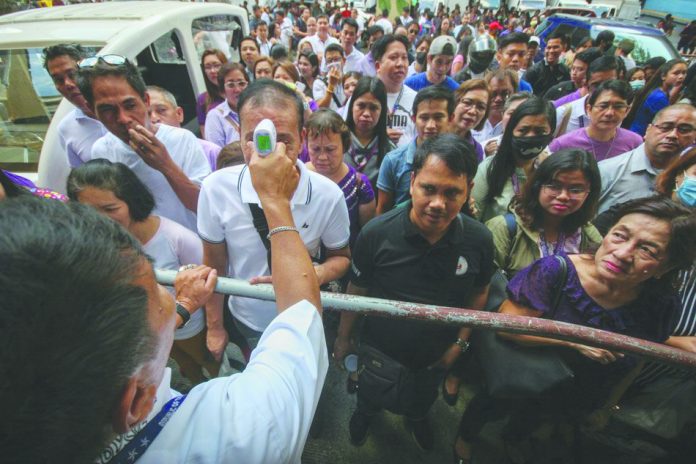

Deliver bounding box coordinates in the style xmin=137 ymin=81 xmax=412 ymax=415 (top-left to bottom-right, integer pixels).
xmin=416 ymin=51 xmax=427 ymax=65
xmin=511 ymin=134 xmax=553 ymax=160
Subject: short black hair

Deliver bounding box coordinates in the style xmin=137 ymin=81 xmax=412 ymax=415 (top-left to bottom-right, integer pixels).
xmin=497 ymin=32 xmax=529 ymax=51
xmin=77 ymin=57 xmax=146 ymax=107
xmin=573 ymin=47 xmax=602 ymax=66
xmin=255 ymin=20 xmax=268 ymax=29
xmin=269 ymin=43 xmax=289 ymax=61
xmin=586 ymin=55 xmax=618 ymax=81
xmin=341 ymin=17 xmax=359 ymax=33
xmin=412 ymin=85 xmax=455 ymax=116
xmin=367 ymin=24 xmax=385 ymax=38
xmin=412 ymin=134 xmax=478 ymax=180
xmin=0 ymin=197 xmax=156 ymax=462
xmin=372 ymin=34 xmax=410 ymax=62
xmin=325 ymin=43 xmax=345 ymax=57
xmin=66 ymin=159 xmax=156 ymax=222
xmin=42 ymin=44 xmax=85 ymax=71
xmin=547 ymin=29 xmax=567 ymax=45
xmin=588 ymin=79 xmax=634 ymax=106
xmin=238 ymin=79 xmax=304 ymax=134
xmin=595 ymin=30 xmax=615 ymax=45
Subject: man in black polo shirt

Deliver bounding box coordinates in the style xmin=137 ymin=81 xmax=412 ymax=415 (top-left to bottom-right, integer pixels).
xmin=334 ymin=134 xmax=494 ymax=450
xmin=523 ymin=30 xmax=570 ymax=96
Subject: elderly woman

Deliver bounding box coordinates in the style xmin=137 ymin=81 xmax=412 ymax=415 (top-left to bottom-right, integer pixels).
xmin=455 ymin=195 xmax=696 ymax=463
xmin=452 ymin=79 xmax=489 ymax=162
xmin=67 ymin=160 xmax=219 ymax=385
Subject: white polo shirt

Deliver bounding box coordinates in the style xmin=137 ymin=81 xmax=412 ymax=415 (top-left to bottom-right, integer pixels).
xmin=197 ymin=161 xmax=350 ymax=331
xmin=91 ymin=124 xmax=211 ymax=232
xmin=343 ymin=47 xmax=365 ymax=74
xmin=98 ymin=300 xmax=327 ymax=464
xmin=57 ymin=108 xmax=108 ymax=167
xmin=306 ymin=33 xmax=339 ymax=57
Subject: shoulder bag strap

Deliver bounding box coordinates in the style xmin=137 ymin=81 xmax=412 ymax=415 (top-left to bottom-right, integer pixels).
xmin=248 ymin=204 xmax=272 ymax=269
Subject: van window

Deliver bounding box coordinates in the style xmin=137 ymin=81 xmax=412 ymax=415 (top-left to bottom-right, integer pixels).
xmin=0 ymin=46 xmax=98 ymax=172
xmin=591 ymin=26 xmax=676 ymax=64
xmin=192 ymin=15 xmax=243 ymax=62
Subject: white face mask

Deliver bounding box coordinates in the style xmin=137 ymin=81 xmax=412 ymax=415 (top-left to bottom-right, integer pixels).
xmin=630 ymin=79 xmax=645 ymax=91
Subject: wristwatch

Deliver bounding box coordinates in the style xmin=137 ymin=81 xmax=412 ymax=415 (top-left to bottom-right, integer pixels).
xmin=454 ymin=338 xmax=470 ymax=353
xmin=175 ymin=302 xmax=191 ymax=329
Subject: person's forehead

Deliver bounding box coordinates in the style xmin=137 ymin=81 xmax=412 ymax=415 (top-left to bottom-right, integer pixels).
xmin=416 ymin=98 xmax=449 ymax=113
xmin=148 ymin=91 xmax=173 ymax=108
xmin=590 ymin=70 xmax=617 ymax=81
xmin=385 ymin=42 xmax=407 ymax=55
xmin=501 ymin=42 xmax=526 ymax=52
xmin=241 ymin=100 xmax=300 ymax=130
xmin=490 ymin=77 xmax=513 ymax=89
xmin=416 ymin=157 xmax=469 ymax=184
xmin=47 ymin=54 xmax=78 ymax=71
xmin=656 ymin=108 xmax=696 ymax=125
xmin=463 ymin=89 xmax=488 ymax=101
xmin=325 ymin=51 xmax=342 ymax=60
xmin=93 ymin=75 xmax=141 ymax=100
xmin=593 ymin=90 xmax=626 ymax=103
xmin=431 ymin=54 xmax=453 ymax=61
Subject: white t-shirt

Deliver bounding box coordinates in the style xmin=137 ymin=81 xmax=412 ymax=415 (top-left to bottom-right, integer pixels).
xmin=280 ymin=17 xmax=294 ymax=49
xmin=197 ymin=161 xmax=350 ymax=331
xmin=122 ymin=300 xmax=327 ymax=464
xmin=387 ymin=85 xmax=417 ymax=147
xmin=306 ymin=33 xmax=339 ymax=57
xmin=57 ymin=108 xmax=108 ymax=167
xmin=143 ymin=216 xmax=205 ymax=340
xmin=376 ymin=17 xmax=393 ymax=34
xmin=91 ymin=124 xmax=211 ymax=232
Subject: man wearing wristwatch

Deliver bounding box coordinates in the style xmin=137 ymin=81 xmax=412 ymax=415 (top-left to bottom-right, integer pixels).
xmin=334 ymin=134 xmax=494 ymax=451
xmin=198 ymin=79 xmax=351 ymax=360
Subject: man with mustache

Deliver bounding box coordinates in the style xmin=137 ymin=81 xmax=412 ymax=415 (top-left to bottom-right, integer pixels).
xmin=334 ymin=134 xmax=493 ymax=451
xmin=598 ymin=104 xmax=696 ymax=213
xmin=43 ymin=44 xmax=108 ymax=167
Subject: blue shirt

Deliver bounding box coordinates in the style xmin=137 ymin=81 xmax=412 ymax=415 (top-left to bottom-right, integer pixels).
xmin=519 ymin=79 xmax=532 ymax=93
xmin=376 ymin=141 xmax=418 ymax=207
xmin=404 ymin=72 xmax=460 ymax=92
xmin=630 ymin=88 xmax=668 ymax=137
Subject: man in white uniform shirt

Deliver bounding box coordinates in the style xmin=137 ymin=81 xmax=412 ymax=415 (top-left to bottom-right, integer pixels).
xmin=275 ymin=8 xmax=294 ymax=50
xmin=78 ymin=57 xmax=210 ymax=231
xmin=307 ymin=14 xmax=340 ymax=64
xmin=43 ymin=44 xmax=108 ymax=167
xmin=340 ymin=17 xmax=364 ymax=73
xmin=199 ymin=80 xmax=351 ymax=361
xmin=374 ymin=34 xmax=418 ymax=147
xmin=1 ymin=139 xmax=327 ymax=463
xmin=376 ymin=9 xmax=394 ymax=34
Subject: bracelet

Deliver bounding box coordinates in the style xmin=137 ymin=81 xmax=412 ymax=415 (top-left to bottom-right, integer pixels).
xmin=267 ymin=226 xmax=299 ymax=240
xmin=326 ymin=87 xmax=335 ymax=94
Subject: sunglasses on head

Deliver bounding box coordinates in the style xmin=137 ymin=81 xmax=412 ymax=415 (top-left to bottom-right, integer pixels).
xmin=78 ymin=54 xmax=128 ymax=69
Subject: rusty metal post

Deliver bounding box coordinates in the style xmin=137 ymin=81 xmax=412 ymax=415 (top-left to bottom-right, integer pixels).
xmin=156 ymin=270 xmax=696 ymax=371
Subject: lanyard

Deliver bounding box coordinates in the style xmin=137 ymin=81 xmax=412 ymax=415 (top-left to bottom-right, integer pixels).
xmin=109 ymin=394 xmax=187 ymax=464
xmin=539 ymin=231 xmax=566 ymax=258
xmin=349 ymin=137 xmax=379 ymax=170
xmin=511 ymin=173 xmax=521 ymax=195
xmin=388 ymin=87 xmax=405 ymax=128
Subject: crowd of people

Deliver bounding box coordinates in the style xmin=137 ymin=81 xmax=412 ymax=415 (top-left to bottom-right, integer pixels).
xmin=2 ymin=1 xmax=696 ymax=463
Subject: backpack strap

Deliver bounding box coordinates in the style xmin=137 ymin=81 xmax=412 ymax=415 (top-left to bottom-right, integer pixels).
xmin=248 ymin=203 xmax=272 ymax=269
xmin=549 ymin=255 xmax=568 ymax=318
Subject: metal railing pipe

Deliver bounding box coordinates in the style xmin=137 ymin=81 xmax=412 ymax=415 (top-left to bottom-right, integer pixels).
xmin=156 ymin=270 xmax=696 ymax=371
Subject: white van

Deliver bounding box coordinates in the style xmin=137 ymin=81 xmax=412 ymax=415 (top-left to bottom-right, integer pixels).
xmin=550 ymin=0 xmax=642 ymax=20
xmin=0 ymin=1 xmax=248 ymax=192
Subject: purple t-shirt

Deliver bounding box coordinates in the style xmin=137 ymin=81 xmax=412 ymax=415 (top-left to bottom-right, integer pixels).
xmin=464 ymin=132 xmax=485 ymax=163
xmin=196 ymin=92 xmax=224 ymax=126
xmin=553 ymin=89 xmax=582 ymax=108
xmin=548 ymin=127 xmax=643 ymax=162
xmin=338 ymin=164 xmax=375 ymax=247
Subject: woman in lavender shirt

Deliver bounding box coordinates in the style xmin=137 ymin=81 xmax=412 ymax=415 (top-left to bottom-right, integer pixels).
xmin=455 ymin=196 xmax=696 ymax=463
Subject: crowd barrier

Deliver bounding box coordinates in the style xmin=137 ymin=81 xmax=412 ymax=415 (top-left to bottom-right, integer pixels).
xmin=156 ymin=269 xmax=696 ymax=371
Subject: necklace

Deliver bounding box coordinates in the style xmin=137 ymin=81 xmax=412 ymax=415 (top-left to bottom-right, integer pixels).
xmin=587 ymin=128 xmax=617 ymax=161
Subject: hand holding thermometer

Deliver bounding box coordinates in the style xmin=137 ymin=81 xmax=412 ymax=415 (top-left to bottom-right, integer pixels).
xmin=253 ymin=119 xmax=276 ymax=157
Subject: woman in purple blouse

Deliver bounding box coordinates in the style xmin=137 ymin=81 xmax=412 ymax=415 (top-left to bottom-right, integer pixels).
xmin=454 ymin=196 xmax=696 ymax=463
xmin=305 ymin=109 xmax=376 ymax=248
xmin=196 ymin=49 xmax=227 ymax=138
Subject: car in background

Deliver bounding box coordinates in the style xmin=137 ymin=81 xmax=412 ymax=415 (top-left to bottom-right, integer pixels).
xmin=549 ymin=0 xmax=642 ymax=20
xmin=542 ymin=7 xmax=597 ymax=18
xmin=0 ymin=1 xmax=248 ymax=191
xmin=535 ymin=14 xmax=680 ymax=65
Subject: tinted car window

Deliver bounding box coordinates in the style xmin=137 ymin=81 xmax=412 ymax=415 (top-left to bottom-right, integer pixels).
xmin=591 ymin=26 xmax=676 ymax=64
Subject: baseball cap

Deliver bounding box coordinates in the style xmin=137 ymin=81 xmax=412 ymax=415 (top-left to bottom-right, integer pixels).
xmin=529 ymin=36 xmax=540 ymax=45
xmin=429 ymin=35 xmax=458 ymax=56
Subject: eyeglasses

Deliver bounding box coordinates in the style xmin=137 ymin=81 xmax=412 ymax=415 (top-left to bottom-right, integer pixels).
xmin=458 ymin=98 xmax=487 ymax=113
xmin=78 ymin=54 xmax=128 ymax=69
xmin=592 ymin=102 xmax=629 ymax=112
xmin=542 ymin=183 xmax=589 ymax=199
xmin=204 ymin=63 xmax=222 ymax=71
xmin=652 ymin=123 xmax=696 ymax=135
xmin=224 ymin=80 xmax=248 ymax=89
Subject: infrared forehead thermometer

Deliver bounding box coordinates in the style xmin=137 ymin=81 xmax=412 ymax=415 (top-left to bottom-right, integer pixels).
xmin=253 ymin=119 xmax=276 ymax=157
